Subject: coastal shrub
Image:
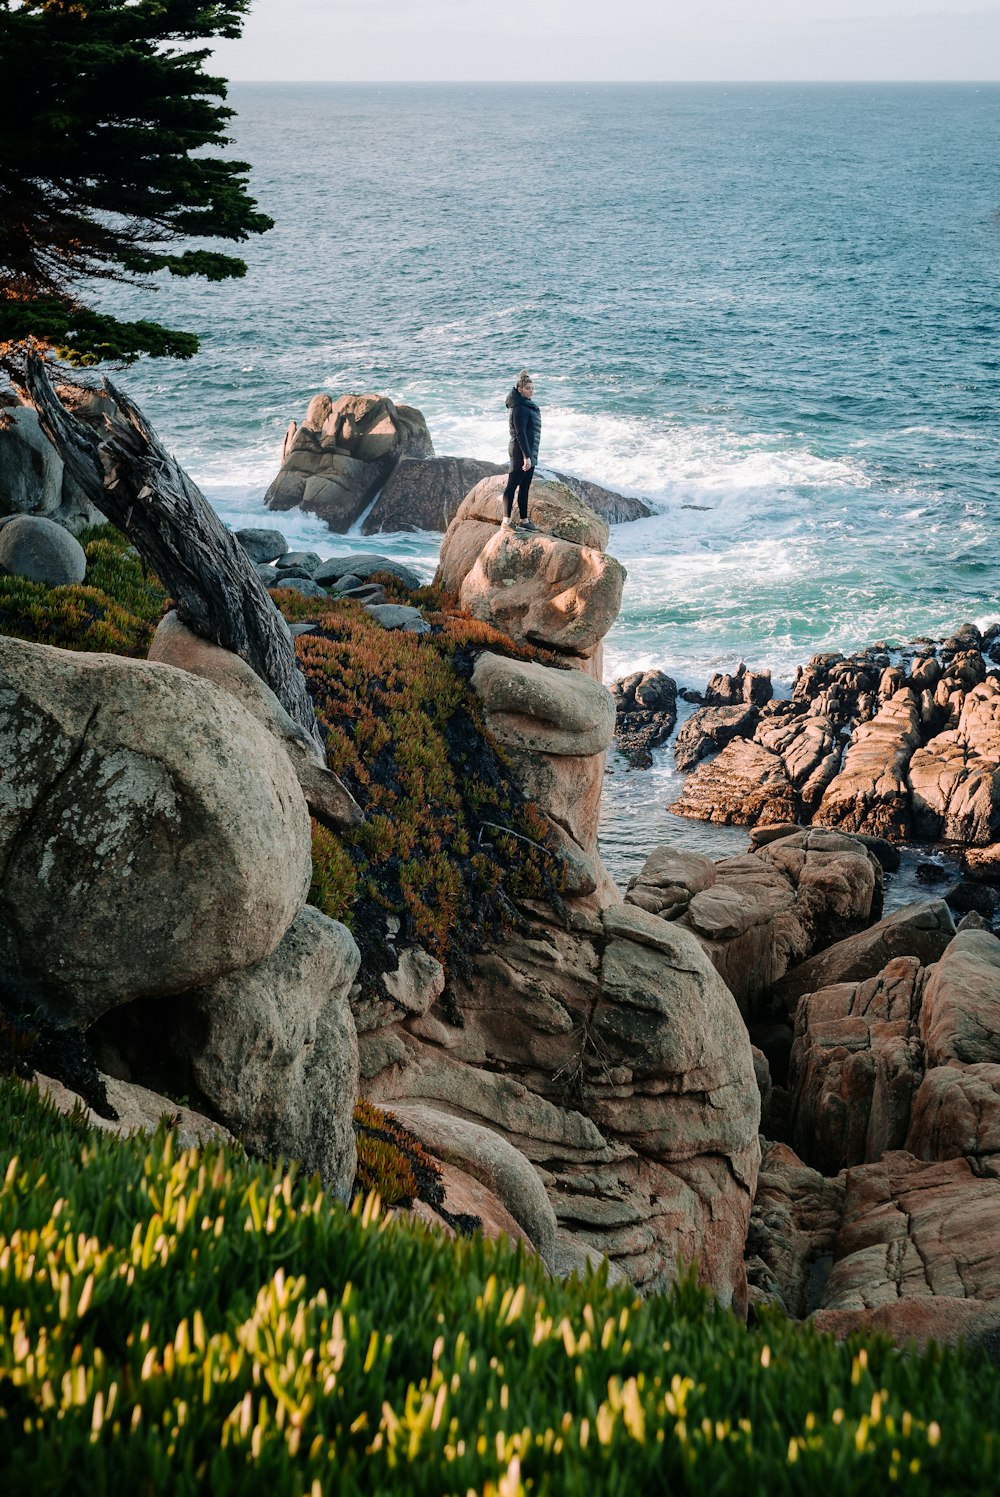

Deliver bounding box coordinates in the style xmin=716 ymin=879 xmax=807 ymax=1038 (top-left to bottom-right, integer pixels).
xmin=274 ymin=590 xmax=567 ymax=980
xmin=1 ymin=1075 xmax=998 ymax=1495
xmin=0 ymin=524 xmax=166 ymax=655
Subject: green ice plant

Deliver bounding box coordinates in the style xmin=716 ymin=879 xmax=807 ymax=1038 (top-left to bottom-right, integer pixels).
xmin=0 ymin=1075 xmax=998 ymax=1495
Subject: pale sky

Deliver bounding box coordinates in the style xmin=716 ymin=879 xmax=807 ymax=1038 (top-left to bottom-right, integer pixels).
xmin=209 ymin=0 xmax=1000 ymax=81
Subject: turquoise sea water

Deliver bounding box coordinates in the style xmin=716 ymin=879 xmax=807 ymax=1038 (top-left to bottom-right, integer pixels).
xmin=96 ymin=83 xmax=1000 ymax=877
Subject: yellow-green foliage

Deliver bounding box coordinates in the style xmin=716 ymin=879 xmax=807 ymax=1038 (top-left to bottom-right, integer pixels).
xmin=308 ymin=819 xmax=358 ymax=927
xmin=1 ymin=1076 xmax=998 ymax=1495
xmin=0 ymin=524 xmax=167 ymax=655
xmin=352 ymin=1099 xmax=441 ymax=1209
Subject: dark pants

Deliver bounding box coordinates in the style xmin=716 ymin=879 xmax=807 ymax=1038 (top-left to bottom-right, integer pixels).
xmin=503 ymin=445 xmax=535 ymax=519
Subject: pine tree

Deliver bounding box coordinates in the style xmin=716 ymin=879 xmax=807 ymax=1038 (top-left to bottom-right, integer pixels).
xmin=0 ymin=0 xmax=272 ymax=374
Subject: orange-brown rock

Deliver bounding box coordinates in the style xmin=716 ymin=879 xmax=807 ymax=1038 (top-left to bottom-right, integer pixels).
xmin=919 ymin=928 xmax=1000 ymax=1068
xmin=788 ymin=957 xmax=925 ymax=1173
xmin=669 ymin=739 xmax=798 ymax=827
xmin=907 ymin=1063 xmax=1000 ymax=1174
xmin=627 ymin=828 xmax=880 ymax=1015
xmin=773 ymin=899 xmax=955 ymax=1011
xmin=822 ymin=1151 xmax=1000 ymax=1309
xmin=908 ymin=678 xmax=1000 ymax=844
xmin=359 ymin=900 xmax=761 ymax=1310
xmin=813 ymin=688 xmax=923 ymax=838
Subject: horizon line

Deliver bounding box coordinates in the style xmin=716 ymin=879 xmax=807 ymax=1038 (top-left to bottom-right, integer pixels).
xmin=224 ymin=77 xmax=1000 ymax=85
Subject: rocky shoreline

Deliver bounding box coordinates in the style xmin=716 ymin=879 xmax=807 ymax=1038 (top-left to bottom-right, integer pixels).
xmin=3 ymin=383 xmax=1000 ymax=1354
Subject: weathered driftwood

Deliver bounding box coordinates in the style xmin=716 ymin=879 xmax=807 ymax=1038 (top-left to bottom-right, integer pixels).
xmin=26 ymin=354 xmax=322 ymax=746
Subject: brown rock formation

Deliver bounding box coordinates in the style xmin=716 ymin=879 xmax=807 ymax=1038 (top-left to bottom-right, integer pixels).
xmin=908 ymin=678 xmax=1000 ymax=844
xmin=266 ymin=393 xmax=433 ymax=532
xmin=626 ymin=828 xmax=880 ymax=1015
xmin=813 ymin=688 xmax=923 ymax=838
xmin=358 ymin=901 xmax=761 ymax=1309
xmin=670 ymin=739 xmax=798 ymax=826
xmin=773 ymin=899 xmax=955 ymax=1011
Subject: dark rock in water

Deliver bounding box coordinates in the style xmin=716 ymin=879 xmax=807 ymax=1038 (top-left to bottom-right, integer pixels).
xmin=552 ymin=471 xmax=652 ymax=525
xmin=0 ymin=513 xmax=86 ymax=586
xmin=611 ymin=668 xmax=677 ymax=768
xmin=943 ymin=880 xmax=998 ymax=919
xmin=678 ymin=687 xmax=704 ymax=705
xmin=364 ymin=456 xmax=505 ymax=533
xmin=271 ymin=576 xmax=327 ymax=600
xmin=917 ymin=860 xmax=950 ymax=884
xmin=362 ymin=457 xmax=652 ymax=535
xmin=276 ymin=551 xmax=322 ymax=575
xmin=705 ymin=661 xmax=772 ymax=709
xmin=674 ymin=702 xmax=760 ymax=772
xmin=235 ymin=527 xmax=288 ymax=565
xmin=314 ymin=554 xmax=422 ymax=591
xmin=671 ymin=739 xmax=797 ymax=827
xmin=957 ymin=910 xmax=991 ymax=932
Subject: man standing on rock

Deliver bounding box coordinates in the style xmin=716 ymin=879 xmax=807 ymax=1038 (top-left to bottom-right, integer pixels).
xmin=502 ymin=370 xmax=542 ymax=531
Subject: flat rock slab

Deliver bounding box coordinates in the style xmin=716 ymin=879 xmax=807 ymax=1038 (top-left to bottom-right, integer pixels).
xmin=365 ymin=603 xmax=431 ymax=635
xmin=670 ymin=739 xmax=798 ymax=826
xmin=774 ymin=899 xmax=955 ymax=1011
xmin=471 ymin=650 xmax=616 ymax=756
xmin=314 ymin=554 xmax=422 ymax=590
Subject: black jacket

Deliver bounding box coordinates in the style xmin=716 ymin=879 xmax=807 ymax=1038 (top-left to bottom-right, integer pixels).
xmin=506 ymin=387 xmax=541 ymax=463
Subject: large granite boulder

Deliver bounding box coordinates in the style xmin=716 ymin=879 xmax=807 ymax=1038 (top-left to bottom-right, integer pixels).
xmin=266 ymin=393 xmax=433 ymax=532
xmin=0 ymin=401 xmax=103 ymax=534
xmin=0 ymin=636 xmax=312 ymax=1025
xmin=436 ymin=475 xmax=610 ymax=599
xmin=773 ymin=899 xmax=956 ymax=1011
xmin=176 ymin=906 xmax=361 ymax=1198
xmin=788 ymin=957 xmax=925 ymax=1174
xmin=148 ymin=612 xmax=362 ymax=831
xmin=471 ymin=650 xmax=615 ymax=757
xmin=469 ymin=650 xmax=618 ymax=901
xmin=0 ymin=513 xmax=87 ymax=586
xmin=627 ymin=829 xmax=880 ymax=1015
xmin=459 ymin=528 xmax=624 ymax=664
xmin=359 ymin=900 xmax=761 ymax=1309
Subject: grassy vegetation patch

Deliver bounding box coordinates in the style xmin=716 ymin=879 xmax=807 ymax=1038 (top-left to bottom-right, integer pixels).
xmin=0 ymin=524 xmax=168 ymax=655
xmin=275 ymin=589 xmax=568 ymax=983
xmin=1 ymin=1076 xmax=997 ymax=1495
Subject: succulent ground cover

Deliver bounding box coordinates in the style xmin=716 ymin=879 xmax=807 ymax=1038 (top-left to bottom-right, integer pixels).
xmin=1 ymin=1077 xmax=998 ymax=1495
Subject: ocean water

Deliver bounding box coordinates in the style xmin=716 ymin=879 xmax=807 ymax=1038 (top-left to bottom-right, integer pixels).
xmin=90 ymin=83 xmax=1000 ymax=884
